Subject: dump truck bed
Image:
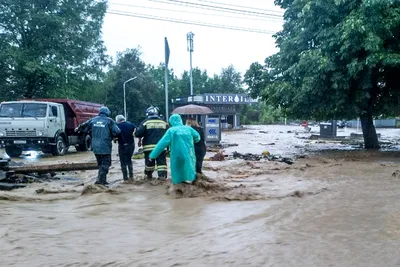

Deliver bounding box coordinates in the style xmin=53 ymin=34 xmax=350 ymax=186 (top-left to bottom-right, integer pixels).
xmin=27 ymin=98 xmax=103 ymax=132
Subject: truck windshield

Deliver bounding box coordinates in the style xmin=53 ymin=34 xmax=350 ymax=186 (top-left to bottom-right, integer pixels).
xmin=0 ymin=103 xmax=48 ymax=117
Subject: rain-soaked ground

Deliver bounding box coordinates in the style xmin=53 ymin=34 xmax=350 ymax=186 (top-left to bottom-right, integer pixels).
xmin=1 ymin=125 xmax=400 ymax=267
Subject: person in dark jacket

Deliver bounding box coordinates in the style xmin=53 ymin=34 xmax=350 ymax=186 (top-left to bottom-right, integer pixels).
xmin=115 ymin=114 xmax=136 ymax=181
xmin=75 ymin=107 xmax=120 ymax=185
xmin=135 ymin=106 xmax=168 ymax=179
xmin=186 ymin=118 xmax=206 ymax=174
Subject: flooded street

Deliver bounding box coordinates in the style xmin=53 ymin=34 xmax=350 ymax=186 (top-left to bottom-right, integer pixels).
xmin=1 ymin=125 xmax=400 ymax=267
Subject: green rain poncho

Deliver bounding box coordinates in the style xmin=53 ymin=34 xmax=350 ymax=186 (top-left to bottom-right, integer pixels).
xmin=149 ymin=114 xmax=200 ymax=184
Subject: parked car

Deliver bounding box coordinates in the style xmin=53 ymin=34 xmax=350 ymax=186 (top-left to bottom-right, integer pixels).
xmin=337 ymin=120 xmax=346 ymax=128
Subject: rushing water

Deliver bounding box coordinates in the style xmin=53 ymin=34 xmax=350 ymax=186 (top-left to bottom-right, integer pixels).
xmin=1 ymin=125 xmax=400 ymax=267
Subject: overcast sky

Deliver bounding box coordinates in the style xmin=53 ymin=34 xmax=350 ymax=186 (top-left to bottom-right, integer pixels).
xmin=102 ymin=0 xmax=283 ymax=77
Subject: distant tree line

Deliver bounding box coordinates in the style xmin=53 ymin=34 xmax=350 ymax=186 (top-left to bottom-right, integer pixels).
xmin=0 ymin=0 xmax=270 ymax=125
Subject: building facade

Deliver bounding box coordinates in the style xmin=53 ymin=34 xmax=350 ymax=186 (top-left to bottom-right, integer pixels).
xmin=171 ymin=93 xmax=257 ymax=144
xmin=171 ymin=93 xmax=257 ymax=128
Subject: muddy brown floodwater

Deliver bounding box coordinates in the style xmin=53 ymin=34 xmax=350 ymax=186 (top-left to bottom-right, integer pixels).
xmin=1 ymin=125 xmax=400 ymax=267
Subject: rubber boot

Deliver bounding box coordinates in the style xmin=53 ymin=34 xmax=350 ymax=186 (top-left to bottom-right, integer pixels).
xmin=128 ymin=165 xmax=133 ymax=179
xmin=94 ymin=173 xmax=102 ymax=185
xmin=145 ymin=171 xmax=153 ymax=180
xmin=158 ymin=171 xmax=167 ymax=180
xmin=99 ymin=172 xmax=108 ymax=185
xmin=122 ymin=168 xmax=128 ymax=181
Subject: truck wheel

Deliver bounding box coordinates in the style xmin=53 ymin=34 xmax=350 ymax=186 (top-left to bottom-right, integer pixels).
xmin=84 ymin=135 xmax=92 ymax=151
xmin=51 ymin=136 xmax=67 ymax=156
xmin=77 ymin=134 xmax=92 ymax=152
xmin=42 ymin=147 xmax=52 ymax=154
xmin=5 ymin=146 xmax=23 ymax=158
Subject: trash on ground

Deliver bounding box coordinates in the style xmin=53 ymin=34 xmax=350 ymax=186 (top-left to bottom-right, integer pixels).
xmin=262 ymin=151 xmax=271 ymax=156
xmin=259 ymin=143 xmax=275 ymax=146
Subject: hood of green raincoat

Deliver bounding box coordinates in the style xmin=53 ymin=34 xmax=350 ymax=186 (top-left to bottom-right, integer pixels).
xmin=169 ymin=114 xmax=183 ymax=127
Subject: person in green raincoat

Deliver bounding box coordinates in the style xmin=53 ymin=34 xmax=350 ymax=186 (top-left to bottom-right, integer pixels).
xmin=149 ymin=114 xmax=200 ymax=184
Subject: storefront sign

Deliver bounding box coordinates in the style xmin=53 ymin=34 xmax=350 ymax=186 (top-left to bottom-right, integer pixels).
xmin=205 ymin=105 xmax=236 ymax=113
xmin=203 ymin=94 xmax=256 ymax=104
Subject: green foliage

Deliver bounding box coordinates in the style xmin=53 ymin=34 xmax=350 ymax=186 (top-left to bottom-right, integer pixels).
xmin=246 ymin=0 xmax=400 ymax=148
xmin=167 ymin=65 xmax=245 ymax=96
xmin=244 ymin=62 xmax=269 ymax=99
xmin=0 ymin=0 xmax=108 ymax=99
xmin=149 ymin=64 xmax=247 ymax=116
xmin=241 ymin=103 xmax=284 ymax=125
xmin=103 ymin=48 xmax=161 ymax=124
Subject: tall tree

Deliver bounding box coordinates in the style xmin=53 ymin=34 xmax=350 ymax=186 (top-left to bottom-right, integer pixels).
xmin=246 ymin=0 xmax=400 ymax=149
xmin=244 ymin=61 xmax=270 ymax=99
xmin=219 ymin=65 xmax=244 ymax=94
xmin=174 ymin=65 xmax=244 ymax=95
xmin=104 ymin=49 xmax=161 ymax=124
xmin=0 ymin=0 xmax=108 ymax=99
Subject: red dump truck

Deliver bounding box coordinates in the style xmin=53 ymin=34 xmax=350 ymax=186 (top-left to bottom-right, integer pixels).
xmin=0 ymin=99 xmax=102 ymax=157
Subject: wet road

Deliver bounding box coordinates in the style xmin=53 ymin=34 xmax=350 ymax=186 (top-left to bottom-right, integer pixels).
xmin=1 ymin=125 xmax=400 ymax=267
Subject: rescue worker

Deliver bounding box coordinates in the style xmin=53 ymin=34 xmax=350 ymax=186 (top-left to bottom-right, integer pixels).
xmin=75 ymin=107 xmax=120 ymax=185
xmin=135 ymin=106 xmax=168 ymax=180
xmin=149 ymin=114 xmax=200 ymax=184
xmin=115 ymin=115 xmax=136 ymax=181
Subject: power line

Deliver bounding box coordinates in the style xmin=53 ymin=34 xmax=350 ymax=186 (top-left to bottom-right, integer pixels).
xmin=108 ymin=2 xmax=283 ymax=22
xmin=194 ymin=0 xmax=284 ymax=15
xmin=146 ymin=0 xmax=283 ymax=19
xmin=107 ymin=9 xmax=278 ymax=34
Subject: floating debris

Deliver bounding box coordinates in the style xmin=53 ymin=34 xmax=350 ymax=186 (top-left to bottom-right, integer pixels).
xmin=0 ymin=160 xmax=96 ymax=190
xmin=210 ymin=151 xmax=226 ymax=161
xmin=207 ymin=143 xmax=239 ymax=152
xmin=231 ymin=151 xmax=294 ymax=165
xmin=392 ymin=170 xmax=400 ymax=178
xmin=0 ymin=182 xmax=27 ymax=191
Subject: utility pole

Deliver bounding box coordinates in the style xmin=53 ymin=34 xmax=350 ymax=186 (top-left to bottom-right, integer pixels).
xmin=164 ymin=37 xmax=170 ymax=121
xmin=187 ymin=32 xmax=194 ymax=98
xmin=123 ymin=77 xmax=137 ymax=120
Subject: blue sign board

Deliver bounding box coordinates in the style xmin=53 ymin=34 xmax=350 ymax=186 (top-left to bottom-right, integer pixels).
xmin=205 ymin=117 xmax=220 ymax=143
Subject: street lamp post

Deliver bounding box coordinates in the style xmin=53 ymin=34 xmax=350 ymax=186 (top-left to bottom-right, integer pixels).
xmin=187 ymin=32 xmax=194 ymax=98
xmin=123 ymin=76 xmax=137 ymax=120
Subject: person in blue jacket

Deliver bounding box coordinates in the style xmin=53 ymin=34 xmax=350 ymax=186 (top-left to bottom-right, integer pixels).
xmin=149 ymin=114 xmax=200 ymax=184
xmin=115 ymin=114 xmax=137 ymax=181
xmin=76 ymin=107 xmax=120 ymax=185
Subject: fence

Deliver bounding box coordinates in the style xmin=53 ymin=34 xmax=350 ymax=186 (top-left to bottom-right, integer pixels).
xmin=347 ymin=119 xmax=399 ymax=128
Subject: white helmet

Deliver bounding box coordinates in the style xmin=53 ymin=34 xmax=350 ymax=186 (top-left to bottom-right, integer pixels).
xmin=146 ymin=106 xmax=160 ymax=117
